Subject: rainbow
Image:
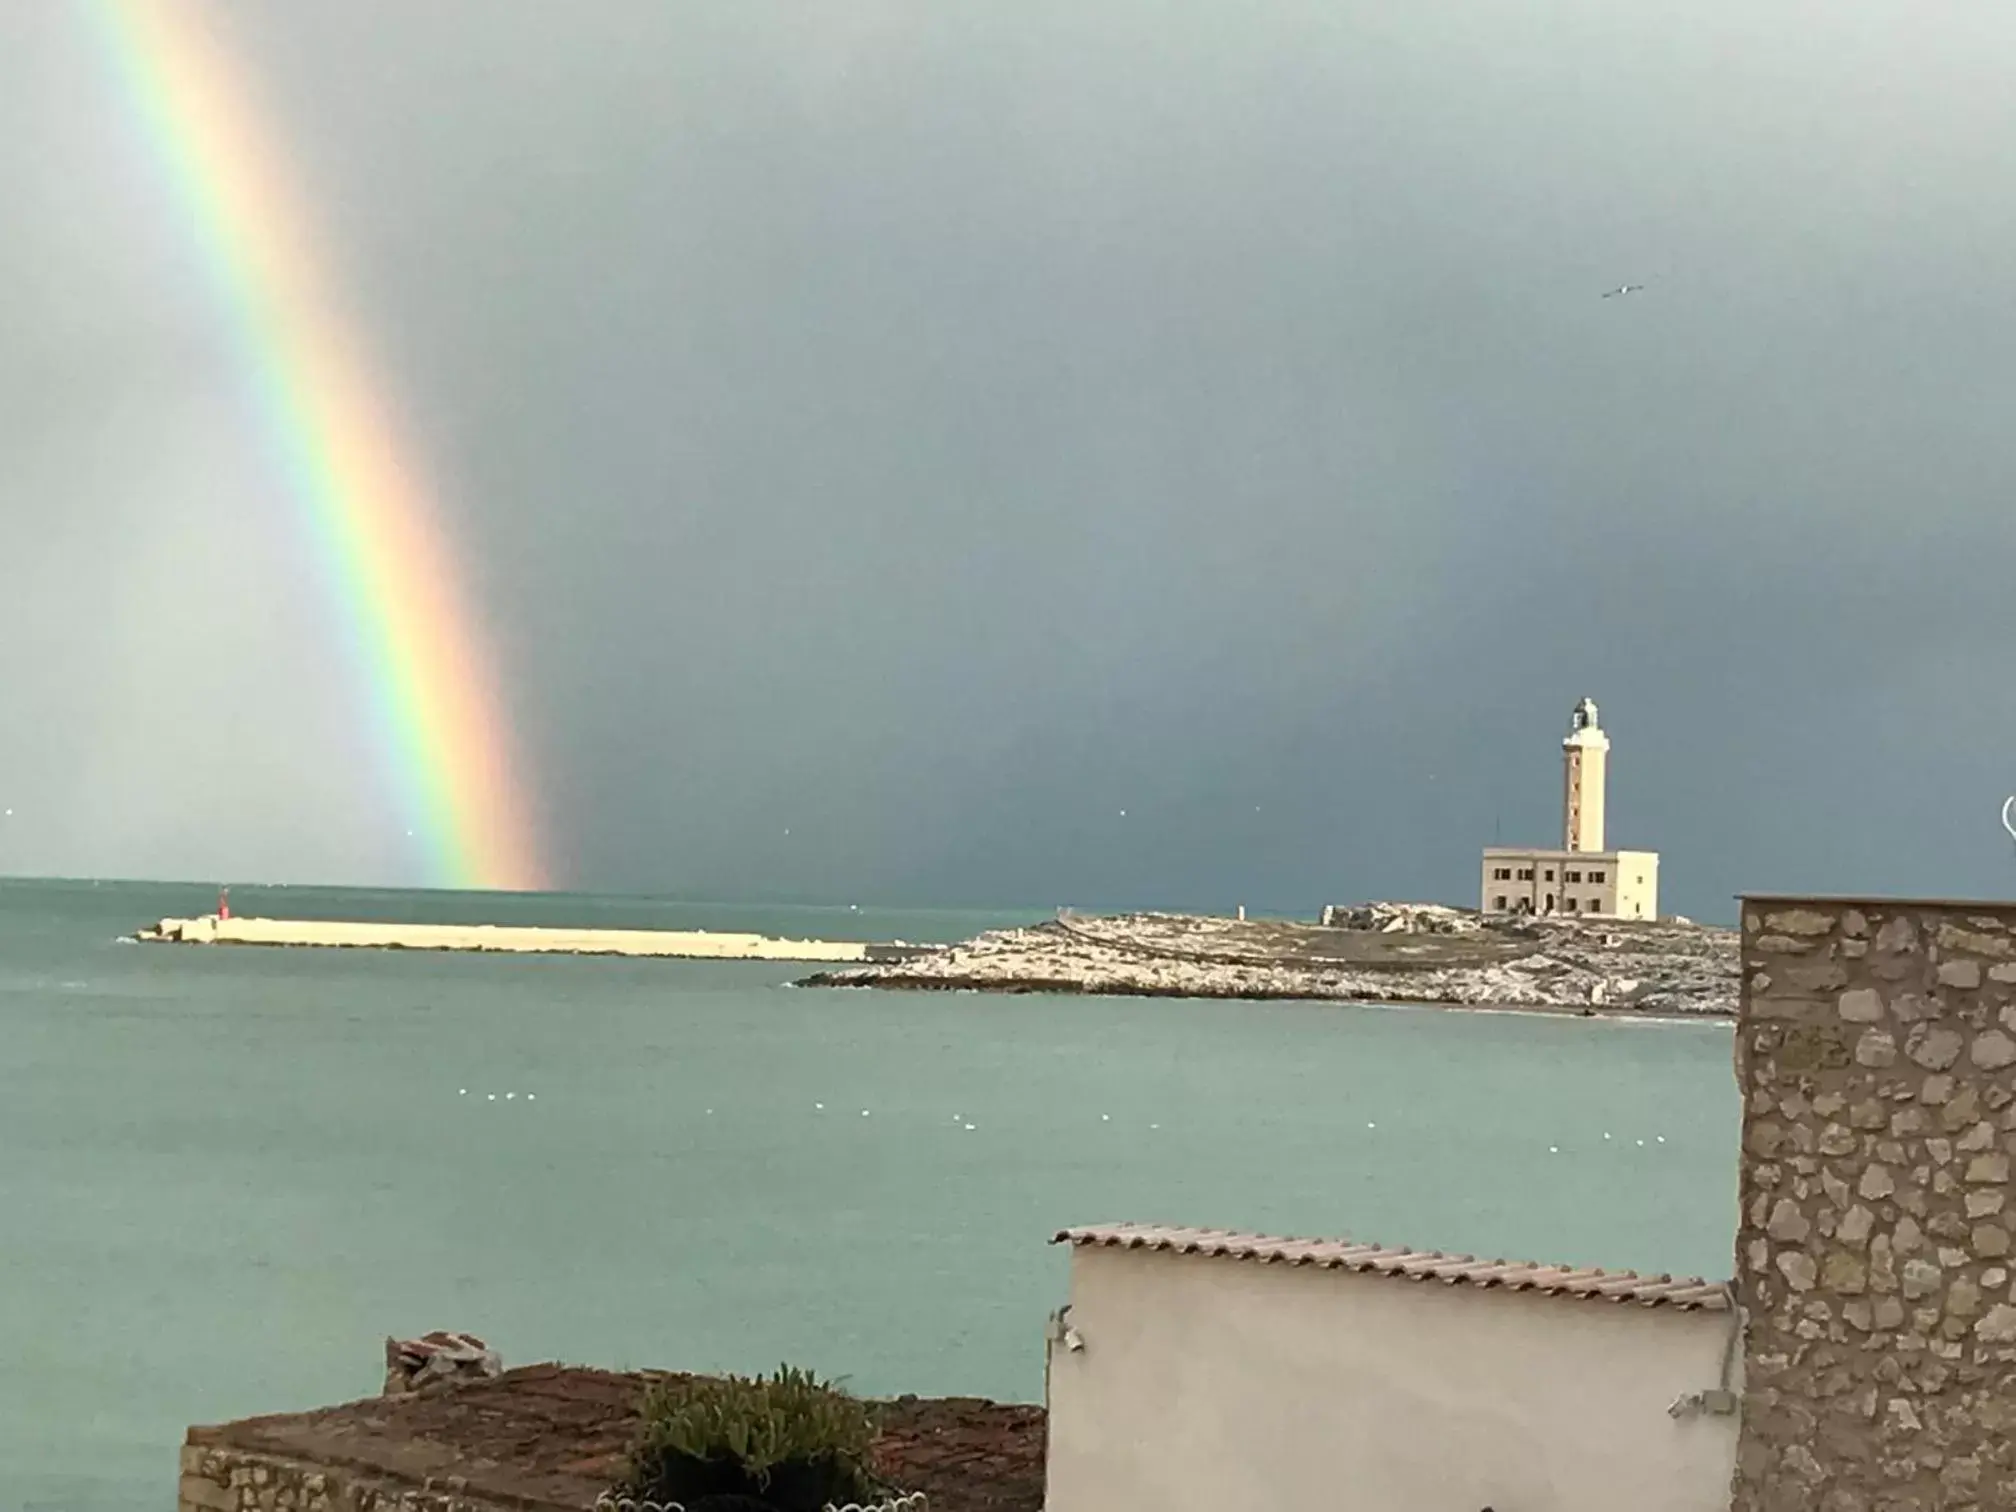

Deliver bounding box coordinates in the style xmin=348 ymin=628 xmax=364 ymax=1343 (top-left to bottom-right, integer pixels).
xmin=89 ymin=1 xmax=544 ymax=891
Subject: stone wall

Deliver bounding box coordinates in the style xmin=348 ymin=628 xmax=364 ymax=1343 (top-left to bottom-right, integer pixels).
xmin=1735 ymin=896 xmax=2016 ymax=1511
xmin=179 ymin=1440 xmax=543 ymax=1512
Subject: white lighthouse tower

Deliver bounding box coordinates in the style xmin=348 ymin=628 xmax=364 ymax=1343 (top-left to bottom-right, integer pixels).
xmin=1479 ymin=698 xmax=1659 ymax=919
xmin=1562 ymin=696 xmax=1609 ymax=853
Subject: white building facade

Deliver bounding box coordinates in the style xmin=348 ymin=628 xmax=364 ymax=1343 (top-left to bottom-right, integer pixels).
xmin=1481 ymin=845 xmax=1660 ymax=919
xmin=1044 ymin=1223 xmax=1739 ymax=1512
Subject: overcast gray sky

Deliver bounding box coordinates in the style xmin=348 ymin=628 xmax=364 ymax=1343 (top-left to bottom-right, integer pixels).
xmin=4 ymin=0 xmax=2016 ymax=919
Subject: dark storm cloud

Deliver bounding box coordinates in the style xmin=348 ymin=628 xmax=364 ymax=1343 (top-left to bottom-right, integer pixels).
xmin=5 ymin=0 xmax=2016 ymax=915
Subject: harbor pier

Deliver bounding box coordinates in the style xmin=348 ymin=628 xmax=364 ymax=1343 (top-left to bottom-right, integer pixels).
xmin=137 ymin=914 xmax=924 ymax=964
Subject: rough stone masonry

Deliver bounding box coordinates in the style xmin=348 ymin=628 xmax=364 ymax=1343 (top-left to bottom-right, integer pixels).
xmin=1735 ymin=896 xmax=2016 ymax=1512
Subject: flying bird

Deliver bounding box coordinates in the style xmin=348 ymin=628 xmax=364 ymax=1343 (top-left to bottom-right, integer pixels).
xmin=1601 ymin=283 xmax=1646 ymax=299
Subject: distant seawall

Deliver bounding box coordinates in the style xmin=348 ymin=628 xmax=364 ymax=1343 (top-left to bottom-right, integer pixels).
xmin=136 ymin=915 xmax=917 ymax=965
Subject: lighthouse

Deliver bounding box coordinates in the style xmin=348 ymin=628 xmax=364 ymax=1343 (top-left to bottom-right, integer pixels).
xmin=1479 ymin=698 xmax=1659 ymax=920
xmin=1562 ymin=696 xmax=1609 ymax=853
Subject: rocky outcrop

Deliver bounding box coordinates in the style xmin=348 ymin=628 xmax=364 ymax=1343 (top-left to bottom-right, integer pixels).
xmin=802 ymin=904 xmax=1738 ymax=1017
xmin=1317 ymin=901 xmax=1484 ymax=934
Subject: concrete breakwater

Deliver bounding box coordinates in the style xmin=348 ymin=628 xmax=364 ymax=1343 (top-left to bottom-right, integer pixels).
xmin=802 ymin=902 xmax=1740 ymax=1016
xmin=137 ymin=914 xmax=918 ymax=964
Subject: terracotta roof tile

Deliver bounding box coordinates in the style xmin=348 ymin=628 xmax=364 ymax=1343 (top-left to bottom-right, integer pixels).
xmin=1052 ymin=1222 xmax=1731 ymax=1311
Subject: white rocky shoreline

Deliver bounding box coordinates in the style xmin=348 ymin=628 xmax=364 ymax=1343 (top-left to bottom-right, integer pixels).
xmin=800 ymin=901 xmax=1739 ymax=1018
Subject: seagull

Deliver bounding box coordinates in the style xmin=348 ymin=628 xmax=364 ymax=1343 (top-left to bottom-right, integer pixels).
xmin=1601 ymin=283 xmax=1646 ymax=299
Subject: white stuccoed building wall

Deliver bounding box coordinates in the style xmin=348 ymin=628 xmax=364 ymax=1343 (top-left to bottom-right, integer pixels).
xmin=1044 ymin=1225 xmax=1740 ymax=1512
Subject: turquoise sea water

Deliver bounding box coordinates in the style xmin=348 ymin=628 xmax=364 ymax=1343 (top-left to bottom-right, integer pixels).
xmin=0 ymin=879 xmax=1740 ymax=1511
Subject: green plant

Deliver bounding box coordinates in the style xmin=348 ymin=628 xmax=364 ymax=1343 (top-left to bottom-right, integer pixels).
xmin=621 ymin=1365 xmax=883 ymax=1511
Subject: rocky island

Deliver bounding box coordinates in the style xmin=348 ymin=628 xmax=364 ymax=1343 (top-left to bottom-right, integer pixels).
xmin=801 ymin=902 xmax=1738 ymax=1018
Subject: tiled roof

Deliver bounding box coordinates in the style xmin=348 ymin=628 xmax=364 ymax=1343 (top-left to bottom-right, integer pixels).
xmin=1053 ymin=1222 xmax=1730 ymax=1311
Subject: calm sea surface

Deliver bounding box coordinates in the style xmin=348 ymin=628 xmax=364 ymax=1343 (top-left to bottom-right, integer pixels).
xmin=1 ymin=878 xmax=1740 ymax=1511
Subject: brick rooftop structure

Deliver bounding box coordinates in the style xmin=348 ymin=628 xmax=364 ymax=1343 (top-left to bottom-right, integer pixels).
xmin=179 ymin=1364 xmax=1044 ymax=1512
